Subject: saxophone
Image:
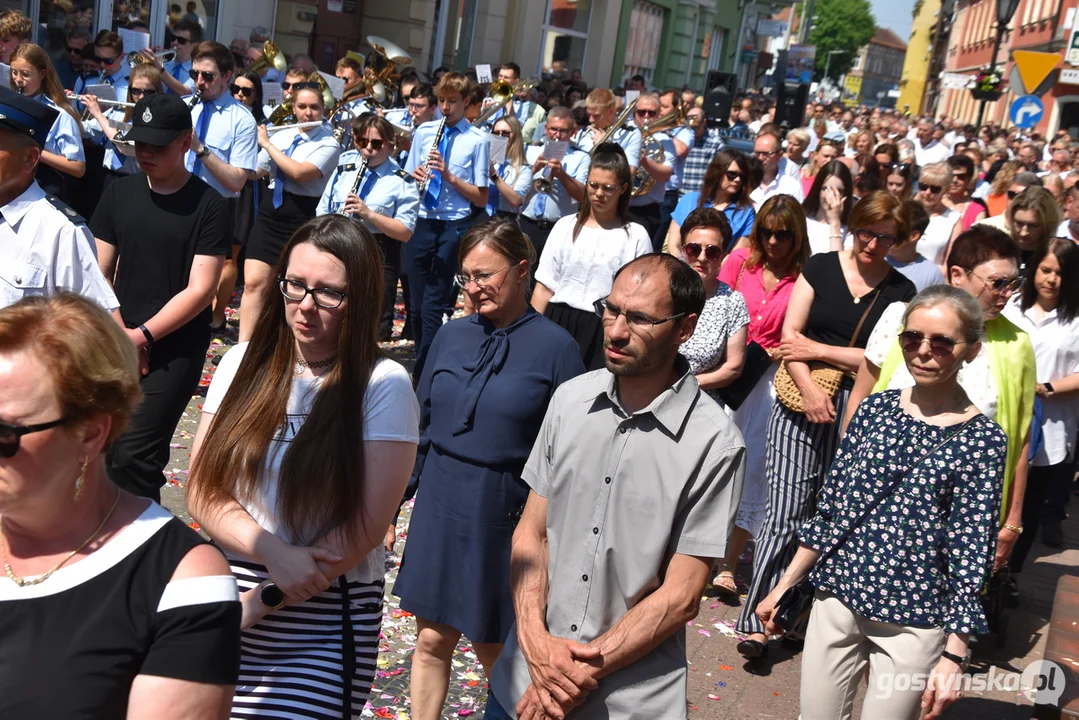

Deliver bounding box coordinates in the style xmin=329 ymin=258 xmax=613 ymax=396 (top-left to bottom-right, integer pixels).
xmin=416 ymin=117 xmax=446 ymax=197
xmin=337 ymin=155 xmax=369 ymax=216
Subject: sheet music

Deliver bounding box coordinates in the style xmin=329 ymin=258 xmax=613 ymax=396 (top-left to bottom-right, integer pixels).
xmin=319 ymin=72 xmax=345 ymax=100
xmin=117 ymin=28 xmax=150 ymax=55
xmin=476 ymin=64 xmax=492 ymax=84
xmin=262 ymin=82 xmax=283 ymax=106
xmin=624 ymin=90 xmax=640 ymax=105
xmin=85 ymin=84 xmax=118 ymax=101
xmin=487 ymin=133 xmax=508 ymax=165
xmin=542 ymin=140 xmax=569 ymax=161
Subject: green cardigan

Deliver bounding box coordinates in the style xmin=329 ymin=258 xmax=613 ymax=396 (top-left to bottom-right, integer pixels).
xmin=872 ymin=314 xmax=1036 ymax=522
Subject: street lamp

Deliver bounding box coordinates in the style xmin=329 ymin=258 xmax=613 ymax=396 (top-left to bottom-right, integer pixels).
xmin=975 ymin=0 xmax=1021 ymax=126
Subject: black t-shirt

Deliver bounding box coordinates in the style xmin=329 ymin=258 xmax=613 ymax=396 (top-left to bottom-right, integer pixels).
xmin=802 ymin=251 xmax=917 ymax=349
xmin=91 ymin=173 xmax=230 ymax=330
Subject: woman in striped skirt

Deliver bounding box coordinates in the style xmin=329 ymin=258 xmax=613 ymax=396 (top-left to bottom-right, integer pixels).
xmin=187 ymin=215 xmax=420 ymax=718
xmin=735 ymin=191 xmax=917 ymax=660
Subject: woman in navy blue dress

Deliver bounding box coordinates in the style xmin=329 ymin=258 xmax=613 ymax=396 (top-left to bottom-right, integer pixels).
xmin=393 ymin=218 xmax=584 ymax=720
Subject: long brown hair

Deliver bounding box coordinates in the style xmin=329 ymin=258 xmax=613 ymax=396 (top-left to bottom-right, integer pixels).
xmin=189 ymin=216 xmax=386 ymax=547
xmin=124 ymin=64 xmax=163 ymax=123
xmin=10 ymin=43 xmax=79 ymax=124
xmin=746 ymin=195 xmax=809 ymax=276
xmin=572 ymin=142 xmax=631 ymax=242
xmin=698 ymin=149 xmax=750 ymax=210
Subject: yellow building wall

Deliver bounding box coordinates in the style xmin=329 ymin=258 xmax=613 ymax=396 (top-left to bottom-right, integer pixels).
xmin=897 ymin=0 xmax=939 ymax=113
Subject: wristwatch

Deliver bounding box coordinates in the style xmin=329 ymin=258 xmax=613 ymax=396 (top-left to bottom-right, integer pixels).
xmin=1044 ymin=382 xmax=1056 ymax=396
xmin=940 ymin=649 xmax=969 ymax=672
xmin=138 ymin=324 xmax=154 ymax=347
xmin=258 ymin=580 xmax=285 ymax=609
xmin=195 ymin=145 xmax=210 ymax=159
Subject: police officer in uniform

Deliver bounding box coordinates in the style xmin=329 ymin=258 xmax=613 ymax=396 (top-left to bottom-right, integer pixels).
xmin=318 ymin=114 xmax=419 ymax=341
xmin=519 ymin=106 xmax=589 ymax=258
xmin=0 ymin=85 xmax=117 ymax=311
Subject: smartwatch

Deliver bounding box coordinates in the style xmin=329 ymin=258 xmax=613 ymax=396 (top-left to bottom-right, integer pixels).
xmin=138 ymin=324 xmax=154 ymax=347
xmin=941 ymin=649 xmax=969 ymax=672
xmin=1044 ymin=382 xmax=1056 ymax=396
xmin=258 ymin=580 xmax=285 ymax=609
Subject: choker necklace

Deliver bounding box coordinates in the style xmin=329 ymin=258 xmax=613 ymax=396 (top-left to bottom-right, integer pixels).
xmin=294 ymin=356 xmax=338 ymax=375
xmin=2 ymin=487 xmax=120 ymax=587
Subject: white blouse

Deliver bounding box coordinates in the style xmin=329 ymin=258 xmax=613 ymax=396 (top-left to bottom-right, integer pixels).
xmin=919 ymin=208 xmax=961 ymax=265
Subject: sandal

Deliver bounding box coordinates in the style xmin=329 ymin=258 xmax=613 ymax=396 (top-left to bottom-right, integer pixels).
xmin=712 ymin=570 xmax=738 ymax=598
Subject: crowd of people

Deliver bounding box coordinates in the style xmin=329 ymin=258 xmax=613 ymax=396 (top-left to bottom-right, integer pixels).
xmin=0 ymin=7 xmax=1077 ymax=717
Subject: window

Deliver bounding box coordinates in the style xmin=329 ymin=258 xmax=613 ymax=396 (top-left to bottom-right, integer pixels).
xmin=623 ymin=0 xmax=664 ymax=84
xmin=540 ymin=0 xmax=592 ymax=78
xmin=38 ymin=0 xmax=95 ymax=80
xmin=705 ymin=27 xmax=725 ymax=73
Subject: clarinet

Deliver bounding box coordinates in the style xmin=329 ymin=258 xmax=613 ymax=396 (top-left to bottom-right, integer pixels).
xmin=185 ymin=88 xmax=202 ymax=108
xmin=416 ymin=117 xmax=446 ymax=197
xmin=337 ymin=155 xmax=369 ymax=216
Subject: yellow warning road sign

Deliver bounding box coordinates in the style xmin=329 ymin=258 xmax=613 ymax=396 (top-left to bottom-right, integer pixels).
xmin=1013 ymin=50 xmax=1061 ymax=95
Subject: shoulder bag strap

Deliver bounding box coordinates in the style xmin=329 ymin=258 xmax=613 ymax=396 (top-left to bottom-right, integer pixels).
xmin=733 ymin=258 xmax=747 ymax=291
xmin=845 ymin=268 xmax=893 ymax=349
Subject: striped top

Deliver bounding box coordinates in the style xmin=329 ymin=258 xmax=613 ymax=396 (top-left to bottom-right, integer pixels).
xmin=0 ymin=502 xmax=241 ymax=716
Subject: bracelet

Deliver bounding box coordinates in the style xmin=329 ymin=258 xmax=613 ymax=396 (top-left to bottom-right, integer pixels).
xmin=1002 ymin=523 xmax=1023 ymax=535
xmin=138 ymin=324 xmax=154 ymax=347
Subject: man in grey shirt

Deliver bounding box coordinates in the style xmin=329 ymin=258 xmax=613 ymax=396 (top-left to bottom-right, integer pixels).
xmin=487 ymin=254 xmax=746 ymax=719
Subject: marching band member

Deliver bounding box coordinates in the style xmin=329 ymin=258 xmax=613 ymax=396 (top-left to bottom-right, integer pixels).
xmin=404 ymin=71 xmax=490 ymax=379
xmin=159 ymin=19 xmax=199 ymax=95
xmin=10 ymin=43 xmax=86 ymax=201
xmin=82 ymin=64 xmax=163 ymax=189
xmin=395 ymin=82 xmax=437 ymax=165
xmin=330 ymin=56 xmax=374 ymax=148
xmin=627 ymin=91 xmax=675 ymax=247
xmin=573 ymin=87 xmax=642 ymax=168
xmin=263 ymin=65 xmax=309 ymax=119
xmin=384 ymin=73 xmax=419 ymax=129
xmin=489 ymin=62 xmax=545 ymax=143
xmin=464 ymin=84 xmax=485 ymax=125
xmin=518 ymin=106 xmax=589 ymax=257
xmin=74 ymin=31 xmax=129 ymax=100
xmin=317 ymin=114 xmax=419 ymax=340
xmin=486 ymin=115 xmax=533 ymax=219
xmin=240 ymin=78 xmax=339 ymax=341
xmin=658 ymin=88 xmax=694 ymax=246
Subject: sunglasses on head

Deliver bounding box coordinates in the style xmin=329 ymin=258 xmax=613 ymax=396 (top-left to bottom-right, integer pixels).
xmin=0 ymin=417 xmax=67 ymax=458
xmin=899 ymin=330 xmax=964 ymax=356
xmin=189 ymin=69 xmax=218 ymax=83
xmin=355 ymin=137 xmax=385 ymax=150
xmin=683 ymin=242 xmax=723 ymax=261
xmin=229 ymin=83 xmax=254 ymax=97
xmin=128 ymin=87 xmax=156 ymax=99
xmin=95 ymin=54 xmax=119 ymax=65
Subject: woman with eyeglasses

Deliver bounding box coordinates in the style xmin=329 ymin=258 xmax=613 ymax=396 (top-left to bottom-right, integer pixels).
xmin=531 ymin=143 xmax=652 ymax=370
xmin=239 ymin=77 xmax=340 ymax=343
xmin=802 ymin=160 xmax=853 ymax=256
xmin=845 ymin=225 xmax=1036 ymax=577
xmin=0 ymin=293 xmax=240 ymax=717
xmin=710 ymin=195 xmax=810 ymax=598
xmin=914 ymin=162 xmax=961 ymax=267
xmin=82 ymin=64 xmax=163 ymax=189
xmin=737 ymin=191 xmax=917 ymax=660
xmin=1003 ymin=238 xmax=1079 ymax=578
xmin=317 ymin=114 xmax=419 ymax=342
xmin=188 ymin=216 xmax=420 ymax=717
xmin=486 ymin=115 xmax=532 ymax=219
xmin=9 ymin=42 xmax=86 ymax=199
xmin=393 ymin=219 xmax=583 ymax=720
xmin=666 ymin=149 xmax=755 ymax=256
xmin=756 ymin=284 xmax=1007 ymax=720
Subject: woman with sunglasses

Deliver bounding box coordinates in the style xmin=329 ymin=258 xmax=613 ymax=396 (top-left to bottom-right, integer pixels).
xmin=756 ymin=284 xmax=1006 ymax=720
xmin=737 ymin=191 xmax=917 ymax=660
xmin=914 ymin=162 xmax=961 ymax=267
xmin=231 ymin=70 xmax=265 ymax=123
xmin=486 ymin=115 xmax=532 ymax=219
xmin=666 ymin=149 xmax=754 ymax=256
xmin=873 ymin=143 xmax=898 ymax=182
xmin=9 ymin=42 xmax=86 ymax=199
xmin=394 ymin=219 xmax=583 ymax=720
xmin=317 ymin=114 xmax=419 ymax=342
xmin=845 ymin=225 xmax=1036 ymax=576
xmin=82 ymin=64 xmax=163 ymax=189
xmin=532 ymin=143 xmax=652 ymax=370
xmin=188 ymin=216 xmax=419 ymax=718
xmin=0 ymin=293 xmax=240 ymax=717
xmin=944 ymin=154 xmax=987 ymax=233
xmin=802 ymin=160 xmax=853 ymax=255
xmin=240 ymin=77 xmax=340 ymax=342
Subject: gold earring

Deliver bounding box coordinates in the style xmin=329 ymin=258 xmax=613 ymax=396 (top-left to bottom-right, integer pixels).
xmin=74 ymin=458 xmax=89 ymax=503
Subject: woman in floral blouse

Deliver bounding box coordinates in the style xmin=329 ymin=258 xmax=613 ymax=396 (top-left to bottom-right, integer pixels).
xmin=757 ymin=284 xmax=1008 ymax=720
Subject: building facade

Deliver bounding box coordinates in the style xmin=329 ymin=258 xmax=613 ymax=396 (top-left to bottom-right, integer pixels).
xmin=846 ymin=26 xmax=907 ymax=106
xmin=898 ymin=0 xmax=942 ymax=113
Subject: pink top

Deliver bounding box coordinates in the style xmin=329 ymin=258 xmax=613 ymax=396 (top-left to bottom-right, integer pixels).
xmin=717 ymin=247 xmax=798 ymax=349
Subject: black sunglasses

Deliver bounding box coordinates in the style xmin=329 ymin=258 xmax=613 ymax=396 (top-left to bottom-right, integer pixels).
xmin=762 ymin=228 xmax=795 ymax=243
xmin=1007 ymin=189 xmax=1020 ymax=199
xmin=854 ymin=227 xmax=899 ymax=248
xmin=0 ymin=417 xmax=68 ymax=458
xmin=67 ymin=44 xmax=82 ymax=54
xmin=230 ymin=83 xmax=254 ymax=98
xmin=189 ymin=69 xmax=218 ymax=83
xmin=355 ymin=137 xmax=385 ymax=150
xmin=899 ymin=330 xmax=965 ymax=357
xmin=684 ymin=242 xmax=723 ymax=261
xmin=95 ymin=54 xmax=120 ymax=65
xmin=920 ymin=184 xmax=943 ymax=194
xmin=172 ymin=35 xmax=191 ymax=45
xmin=724 ymin=170 xmax=742 ymax=182
xmin=282 ymin=81 xmax=319 ymax=92
xmin=128 ymin=87 xmax=156 ymax=99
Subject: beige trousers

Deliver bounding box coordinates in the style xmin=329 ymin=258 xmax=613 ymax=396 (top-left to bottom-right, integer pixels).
xmin=800 ymin=590 xmax=946 ymax=720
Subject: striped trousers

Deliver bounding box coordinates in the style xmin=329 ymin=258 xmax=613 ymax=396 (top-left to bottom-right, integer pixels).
xmin=736 ymin=387 xmax=850 ymax=636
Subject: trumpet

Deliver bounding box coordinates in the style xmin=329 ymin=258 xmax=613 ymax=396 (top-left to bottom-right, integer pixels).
xmin=128 ymin=49 xmax=176 ymax=66
xmin=473 ymin=78 xmax=537 ymax=128
xmin=416 ymin=117 xmax=446 ymax=197
xmin=337 ymin=155 xmax=369 ymax=215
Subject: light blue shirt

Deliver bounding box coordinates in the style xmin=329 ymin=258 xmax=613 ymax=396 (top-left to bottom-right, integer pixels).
xmin=316 ymin=150 xmax=419 ymax=234
xmin=185 ymin=92 xmax=259 ymax=199
xmin=383 ymin=107 xmax=410 ymax=127
xmin=264 ymin=67 xmax=285 ymax=84
xmin=404 ymin=117 xmax=489 ymax=221
xmin=84 ymin=107 xmax=137 ymax=174
xmin=162 ymin=58 xmax=196 ymax=93
xmin=573 ymin=125 xmax=642 ymax=168
xmin=331 ymin=97 xmax=376 ymax=149
xmin=257 ymin=123 xmax=340 ymax=198
xmin=667 ymin=126 xmax=695 ymax=192
xmin=629 ymin=129 xmax=675 ymax=206
xmin=521 ymin=143 xmax=590 ymax=223
xmin=34 ymin=95 xmax=85 ymax=163
xmin=494 ymin=160 xmax=534 ymax=214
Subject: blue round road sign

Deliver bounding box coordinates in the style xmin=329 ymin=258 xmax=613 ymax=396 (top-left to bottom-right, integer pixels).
xmin=1010 ymin=95 xmax=1044 ymax=129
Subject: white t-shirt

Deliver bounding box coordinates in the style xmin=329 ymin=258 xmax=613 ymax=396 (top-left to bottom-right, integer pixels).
xmin=749 ymin=172 xmax=805 ymax=209
xmin=914 ymin=139 xmax=950 ymax=167
xmin=919 ymin=208 xmax=961 ymax=265
xmin=534 ymin=216 xmax=653 ymax=312
xmin=865 ymin=301 xmax=998 ymax=420
xmin=203 ymin=342 xmax=420 ymax=583
xmin=805 ymin=218 xmax=851 ymax=256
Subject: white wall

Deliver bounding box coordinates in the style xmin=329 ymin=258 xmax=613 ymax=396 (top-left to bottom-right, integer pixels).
xmin=216 ymin=0 xmax=276 ymax=44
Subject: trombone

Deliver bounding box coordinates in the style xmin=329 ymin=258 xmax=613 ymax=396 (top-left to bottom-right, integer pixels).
xmin=128 ymin=49 xmax=176 ymax=66
xmin=473 ymin=78 xmax=537 ymax=128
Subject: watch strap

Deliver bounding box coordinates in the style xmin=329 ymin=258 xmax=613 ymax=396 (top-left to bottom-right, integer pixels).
xmin=1045 ymin=382 xmax=1055 ymax=395
xmin=941 ymin=649 xmax=968 ymax=668
xmin=138 ymin=324 xmax=154 ymax=346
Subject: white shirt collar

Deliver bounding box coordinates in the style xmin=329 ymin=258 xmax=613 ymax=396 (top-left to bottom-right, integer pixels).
xmin=1 ymin=181 xmax=46 ymax=228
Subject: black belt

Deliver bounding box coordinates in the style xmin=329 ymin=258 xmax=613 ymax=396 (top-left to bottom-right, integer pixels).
xmin=522 ymin=216 xmax=554 ymax=230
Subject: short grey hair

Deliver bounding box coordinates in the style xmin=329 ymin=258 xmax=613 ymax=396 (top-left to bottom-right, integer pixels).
xmin=902 ymin=285 xmax=985 ymax=344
